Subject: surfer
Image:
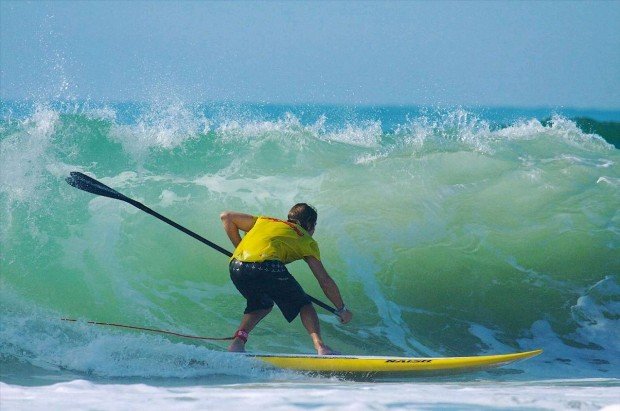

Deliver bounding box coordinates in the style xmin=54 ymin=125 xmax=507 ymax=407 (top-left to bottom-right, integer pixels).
xmin=221 ymin=203 xmax=352 ymax=355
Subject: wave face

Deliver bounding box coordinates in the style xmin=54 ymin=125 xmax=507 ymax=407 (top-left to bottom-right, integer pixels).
xmin=1 ymin=101 xmax=618 ymax=380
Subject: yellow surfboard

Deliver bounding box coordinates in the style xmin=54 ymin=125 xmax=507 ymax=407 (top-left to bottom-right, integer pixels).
xmin=248 ymin=349 xmax=542 ymax=375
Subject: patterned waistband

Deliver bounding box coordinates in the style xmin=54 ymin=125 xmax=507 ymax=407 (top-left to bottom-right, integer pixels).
xmin=230 ymin=259 xmax=287 ymax=273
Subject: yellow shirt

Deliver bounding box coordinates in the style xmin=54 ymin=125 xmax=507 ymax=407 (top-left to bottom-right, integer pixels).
xmin=231 ymin=216 xmax=321 ymax=264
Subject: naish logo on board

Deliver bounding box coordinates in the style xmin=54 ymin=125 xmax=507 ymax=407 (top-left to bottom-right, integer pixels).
xmin=385 ymin=359 xmax=432 ymax=363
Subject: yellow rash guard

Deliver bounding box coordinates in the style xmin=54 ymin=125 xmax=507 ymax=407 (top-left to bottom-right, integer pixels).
xmin=231 ymin=216 xmax=320 ymax=264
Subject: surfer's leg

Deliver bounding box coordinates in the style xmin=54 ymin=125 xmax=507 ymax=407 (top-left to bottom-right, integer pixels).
xmin=299 ymin=304 xmax=338 ymax=355
xmin=228 ymin=307 xmax=273 ymax=352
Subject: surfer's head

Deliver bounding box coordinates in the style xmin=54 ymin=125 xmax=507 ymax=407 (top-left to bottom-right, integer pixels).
xmin=288 ymin=203 xmax=317 ymax=234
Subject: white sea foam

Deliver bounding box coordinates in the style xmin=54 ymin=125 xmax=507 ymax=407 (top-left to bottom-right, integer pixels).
xmin=217 ymin=112 xmax=307 ymax=139
xmin=325 ymin=120 xmax=383 ymax=148
xmin=0 ymin=105 xmax=59 ymax=203
xmin=193 ymin=170 xmax=324 ymax=209
xmin=571 ymin=276 xmax=620 ymax=353
xmin=1 ymin=379 xmax=618 ymax=411
xmin=213 ymin=111 xmax=386 ymax=150
xmin=158 ymin=189 xmax=191 ymax=208
xmin=597 ymin=176 xmax=620 ymax=187
xmin=110 ymin=101 xmax=210 ymax=159
xmin=495 ymin=118 xmax=547 ymax=140
xmin=546 ymin=115 xmax=612 ymax=150
xmin=0 ymin=307 xmax=270 ymax=380
xmin=0 ymin=106 xmax=62 ymax=242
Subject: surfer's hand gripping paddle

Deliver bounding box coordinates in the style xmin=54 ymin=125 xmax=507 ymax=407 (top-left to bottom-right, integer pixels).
xmin=66 ymin=171 xmax=337 ymax=315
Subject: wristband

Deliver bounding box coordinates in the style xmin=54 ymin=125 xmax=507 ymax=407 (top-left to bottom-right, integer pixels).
xmin=234 ymin=329 xmax=249 ymax=343
xmin=335 ymin=305 xmax=348 ymax=315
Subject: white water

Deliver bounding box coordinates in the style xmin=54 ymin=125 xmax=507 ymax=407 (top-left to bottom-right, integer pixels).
xmin=2 ymin=379 xmax=619 ymax=411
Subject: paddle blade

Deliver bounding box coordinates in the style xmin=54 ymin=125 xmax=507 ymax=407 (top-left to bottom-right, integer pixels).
xmin=66 ymin=172 xmax=128 ymax=201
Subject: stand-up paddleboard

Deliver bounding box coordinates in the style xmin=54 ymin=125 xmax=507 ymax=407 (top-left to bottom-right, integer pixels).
xmin=247 ymin=349 xmax=542 ymax=375
xmin=60 ymin=319 xmax=541 ymax=376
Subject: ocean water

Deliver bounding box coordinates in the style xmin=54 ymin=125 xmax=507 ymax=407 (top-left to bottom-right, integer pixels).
xmin=1 ymin=100 xmax=619 ymax=409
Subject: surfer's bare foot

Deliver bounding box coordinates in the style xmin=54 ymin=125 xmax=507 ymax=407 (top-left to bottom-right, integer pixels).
xmin=228 ymin=338 xmax=246 ymax=353
xmin=317 ymin=345 xmax=340 ymax=355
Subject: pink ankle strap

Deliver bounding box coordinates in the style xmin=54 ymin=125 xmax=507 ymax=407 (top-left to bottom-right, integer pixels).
xmin=234 ymin=329 xmax=249 ymax=343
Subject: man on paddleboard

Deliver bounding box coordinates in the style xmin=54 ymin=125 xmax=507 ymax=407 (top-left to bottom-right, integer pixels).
xmin=221 ymin=203 xmax=352 ymax=355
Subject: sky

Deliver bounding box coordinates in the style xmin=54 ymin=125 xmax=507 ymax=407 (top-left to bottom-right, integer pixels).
xmin=1 ymin=1 xmax=619 ymax=108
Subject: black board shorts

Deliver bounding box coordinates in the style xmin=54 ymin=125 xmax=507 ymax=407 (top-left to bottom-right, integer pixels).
xmin=229 ymin=259 xmax=311 ymax=322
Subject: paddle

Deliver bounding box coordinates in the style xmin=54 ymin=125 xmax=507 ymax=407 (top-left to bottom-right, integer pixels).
xmin=66 ymin=171 xmax=337 ymax=315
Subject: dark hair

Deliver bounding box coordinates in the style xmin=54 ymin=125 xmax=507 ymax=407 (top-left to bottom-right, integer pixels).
xmin=288 ymin=203 xmax=317 ymax=232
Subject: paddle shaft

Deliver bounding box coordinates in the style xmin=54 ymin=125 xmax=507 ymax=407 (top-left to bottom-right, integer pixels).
xmin=127 ymin=198 xmax=233 ymax=257
xmin=67 ymin=172 xmax=336 ymax=314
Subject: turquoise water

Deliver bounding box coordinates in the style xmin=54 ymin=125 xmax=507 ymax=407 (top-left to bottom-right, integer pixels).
xmin=1 ymin=101 xmax=619 ymax=408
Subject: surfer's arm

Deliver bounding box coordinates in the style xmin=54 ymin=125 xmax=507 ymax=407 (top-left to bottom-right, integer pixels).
xmin=220 ymin=211 xmax=256 ymax=247
xmin=304 ymin=256 xmax=353 ymax=324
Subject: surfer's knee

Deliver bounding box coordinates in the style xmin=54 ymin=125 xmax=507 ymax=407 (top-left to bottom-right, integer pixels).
xmin=299 ymin=304 xmax=320 ymax=332
xmin=299 ymin=303 xmax=315 ymax=316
